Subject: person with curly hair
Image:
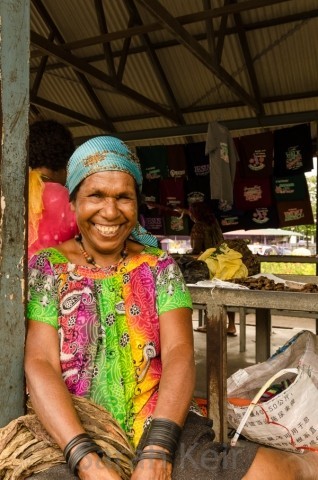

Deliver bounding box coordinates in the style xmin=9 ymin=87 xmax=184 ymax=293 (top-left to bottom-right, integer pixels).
xmin=28 ymin=119 xmax=78 ymax=258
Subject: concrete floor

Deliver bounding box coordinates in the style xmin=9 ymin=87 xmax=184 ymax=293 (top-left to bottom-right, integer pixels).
xmin=193 ymin=312 xmax=317 ymax=399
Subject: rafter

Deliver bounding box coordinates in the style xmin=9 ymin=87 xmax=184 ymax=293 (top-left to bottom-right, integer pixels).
xmin=101 ymin=90 xmax=318 ymax=122
xmin=231 ymin=0 xmax=264 ymax=114
xmin=31 ymin=0 xmax=115 ymax=131
xmin=31 ymin=94 xmax=111 ymax=131
xmin=94 ymin=0 xmax=116 ymax=78
xmin=117 ymin=14 xmax=136 ymax=82
xmin=31 ymin=0 xmax=64 ymax=96
xmin=203 ymin=0 xmax=216 ymax=57
xmin=73 ymin=110 xmax=318 ymax=144
xmin=31 ymin=30 xmax=181 ymax=124
xmin=31 ymin=0 xmax=289 ymax=54
xmin=30 ymin=8 xmax=317 ymax=64
xmin=215 ymin=0 xmax=232 ymax=63
xmin=124 ymin=0 xmax=186 ymax=125
xmin=31 ymin=31 xmax=55 ymax=96
xmin=29 ymin=1 xmax=317 ymax=146
xmin=134 ymin=0 xmax=261 ymax=113
xmin=32 ymin=89 xmax=318 ymax=126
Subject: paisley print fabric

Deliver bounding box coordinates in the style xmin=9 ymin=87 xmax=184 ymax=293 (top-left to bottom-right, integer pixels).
xmin=27 ymin=246 xmax=192 ymax=447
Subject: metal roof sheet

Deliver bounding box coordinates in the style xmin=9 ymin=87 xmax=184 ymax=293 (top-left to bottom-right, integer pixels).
xmin=29 ymin=0 xmax=318 ymax=148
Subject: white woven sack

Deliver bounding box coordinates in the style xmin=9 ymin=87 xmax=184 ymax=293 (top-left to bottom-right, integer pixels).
xmin=227 ymin=330 xmax=318 ymax=452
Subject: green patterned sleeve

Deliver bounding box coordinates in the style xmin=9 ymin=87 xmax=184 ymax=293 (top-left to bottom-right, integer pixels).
xmin=27 ymin=253 xmax=59 ymax=329
xmin=155 ymin=255 xmax=193 ymax=315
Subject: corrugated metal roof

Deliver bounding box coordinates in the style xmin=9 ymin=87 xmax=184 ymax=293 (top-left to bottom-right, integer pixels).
xmin=30 ymin=0 xmax=318 ymax=148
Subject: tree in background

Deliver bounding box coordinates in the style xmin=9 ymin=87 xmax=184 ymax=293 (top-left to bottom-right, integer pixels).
xmin=290 ymin=173 xmax=317 ymax=247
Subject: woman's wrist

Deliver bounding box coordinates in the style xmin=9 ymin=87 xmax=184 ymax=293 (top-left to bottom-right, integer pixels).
xmin=143 ymin=417 xmax=182 ymax=453
xmin=134 ymin=417 xmax=182 ymax=467
xmin=143 ymin=444 xmax=169 ymax=452
xmin=64 ymin=433 xmax=104 ymax=475
xmin=77 ymin=452 xmax=122 ymax=480
xmin=77 ymin=451 xmax=104 ymax=474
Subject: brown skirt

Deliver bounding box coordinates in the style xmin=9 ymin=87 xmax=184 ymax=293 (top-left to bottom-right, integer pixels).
xmin=172 ymin=412 xmax=259 ymax=480
xmin=28 ymin=413 xmax=259 ymax=480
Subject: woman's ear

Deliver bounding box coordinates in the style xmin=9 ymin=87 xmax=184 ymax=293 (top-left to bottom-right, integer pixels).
xmin=70 ymin=201 xmax=76 ymax=212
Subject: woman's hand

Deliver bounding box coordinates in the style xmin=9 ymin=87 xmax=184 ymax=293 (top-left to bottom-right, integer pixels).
xmin=131 ymin=458 xmax=172 ymax=480
xmin=131 ymin=444 xmax=173 ymax=480
xmin=77 ymin=452 xmax=123 ymax=480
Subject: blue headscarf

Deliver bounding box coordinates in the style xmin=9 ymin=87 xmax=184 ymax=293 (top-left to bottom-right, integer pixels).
xmin=66 ymin=136 xmax=158 ymax=247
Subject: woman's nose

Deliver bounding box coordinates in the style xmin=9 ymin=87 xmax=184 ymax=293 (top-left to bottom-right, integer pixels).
xmin=99 ymin=197 xmax=120 ymax=218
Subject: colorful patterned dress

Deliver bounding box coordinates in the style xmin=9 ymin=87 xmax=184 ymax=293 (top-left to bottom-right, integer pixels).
xmin=27 ymin=246 xmax=193 ymax=448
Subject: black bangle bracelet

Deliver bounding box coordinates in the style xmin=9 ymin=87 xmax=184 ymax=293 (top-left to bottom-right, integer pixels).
xmin=68 ymin=442 xmax=103 ymax=474
xmin=63 ymin=433 xmax=91 ymax=462
xmin=134 ymin=448 xmax=174 ymax=465
xmin=142 ymin=418 xmax=182 ymax=457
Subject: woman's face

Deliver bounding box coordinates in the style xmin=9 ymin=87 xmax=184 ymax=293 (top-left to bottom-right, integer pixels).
xmin=71 ymin=170 xmax=138 ymax=255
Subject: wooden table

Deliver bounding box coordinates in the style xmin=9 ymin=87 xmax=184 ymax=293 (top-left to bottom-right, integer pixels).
xmin=188 ymin=285 xmax=318 ymax=442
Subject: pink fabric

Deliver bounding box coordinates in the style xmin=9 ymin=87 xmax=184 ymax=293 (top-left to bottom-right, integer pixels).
xmin=28 ymin=182 xmax=78 ymax=258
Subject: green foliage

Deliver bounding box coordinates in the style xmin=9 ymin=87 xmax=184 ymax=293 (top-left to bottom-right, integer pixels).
xmin=261 ymin=262 xmax=316 ymax=275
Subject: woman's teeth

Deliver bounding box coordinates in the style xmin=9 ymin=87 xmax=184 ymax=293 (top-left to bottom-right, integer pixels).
xmin=95 ymin=225 xmax=119 ymax=235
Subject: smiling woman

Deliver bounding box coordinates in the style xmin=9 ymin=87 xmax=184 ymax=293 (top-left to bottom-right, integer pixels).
xmin=24 ymin=136 xmax=197 ymax=479
xmin=21 ymin=136 xmax=318 ymax=480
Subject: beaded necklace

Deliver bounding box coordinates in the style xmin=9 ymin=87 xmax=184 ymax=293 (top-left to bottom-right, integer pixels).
xmin=75 ymin=234 xmax=128 ymax=270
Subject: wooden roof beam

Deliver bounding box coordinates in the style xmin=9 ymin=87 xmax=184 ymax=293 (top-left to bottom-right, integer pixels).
xmin=32 ymin=0 xmax=115 ymax=131
xmin=31 ymin=0 xmax=64 ymax=96
xmin=116 ymin=14 xmax=135 ymax=82
xmin=124 ymin=0 xmax=186 ymax=126
xmin=134 ymin=0 xmax=261 ymax=113
xmin=31 ymin=94 xmax=112 ymax=130
xmin=33 ymin=0 xmax=289 ymax=53
xmin=94 ymin=0 xmax=117 ymax=78
xmin=231 ymin=1 xmax=264 ymax=114
xmin=31 ymin=30 xmax=180 ymax=124
xmin=102 ymin=90 xmax=318 ymax=122
xmin=74 ymin=110 xmax=318 ymax=143
xmin=31 ymin=7 xmax=317 ymax=62
xmin=203 ymin=0 xmax=217 ymax=58
xmin=215 ymin=0 xmax=232 ymax=64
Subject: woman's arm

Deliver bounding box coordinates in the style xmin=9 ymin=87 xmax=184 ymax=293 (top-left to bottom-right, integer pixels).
xmin=24 ymin=320 xmax=121 ymax=480
xmin=154 ymin=307 xmax=195 ymax=424
xmin=132 ymin=307 xmax=195 ymax=479
xmin=25 ymin=321 xmax=84 ymax=443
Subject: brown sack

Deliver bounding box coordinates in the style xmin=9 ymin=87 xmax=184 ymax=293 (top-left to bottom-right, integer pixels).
xmin=0 ymin=396 xmax=134 ymax=480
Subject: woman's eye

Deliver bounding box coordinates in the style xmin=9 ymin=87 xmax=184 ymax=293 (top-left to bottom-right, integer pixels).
xmin=115 ymin=193 xmax=130 ymax=200
xmin=118 ymin=196 xmax=133 ymax=203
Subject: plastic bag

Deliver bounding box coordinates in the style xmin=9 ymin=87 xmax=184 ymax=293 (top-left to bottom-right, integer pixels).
xmin=198 ymin=243 xmax=248 ymax=280
xmin=227 ymin=330 xmax=318 ymax=452
xmin=172 ymin=254 xmax=210 ymax=284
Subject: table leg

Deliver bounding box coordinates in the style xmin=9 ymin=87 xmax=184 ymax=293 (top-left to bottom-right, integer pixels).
xmin=239 ymin=307 xmax=246 ymax=352
xmin=255 ymin=308 xmax=271 ymax=363
xmin=206 ymin=305 xmax=227 ymax=442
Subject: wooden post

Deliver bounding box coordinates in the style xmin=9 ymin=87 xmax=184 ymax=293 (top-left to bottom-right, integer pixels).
xmin=206 ymin=305 xmax=228 ymax=442
xmin=0 ymin=0 xmax=29 ymax=426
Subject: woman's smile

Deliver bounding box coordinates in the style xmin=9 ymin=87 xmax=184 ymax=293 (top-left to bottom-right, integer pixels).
xmin=94 ymin=223 xmax=121 ymax=237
